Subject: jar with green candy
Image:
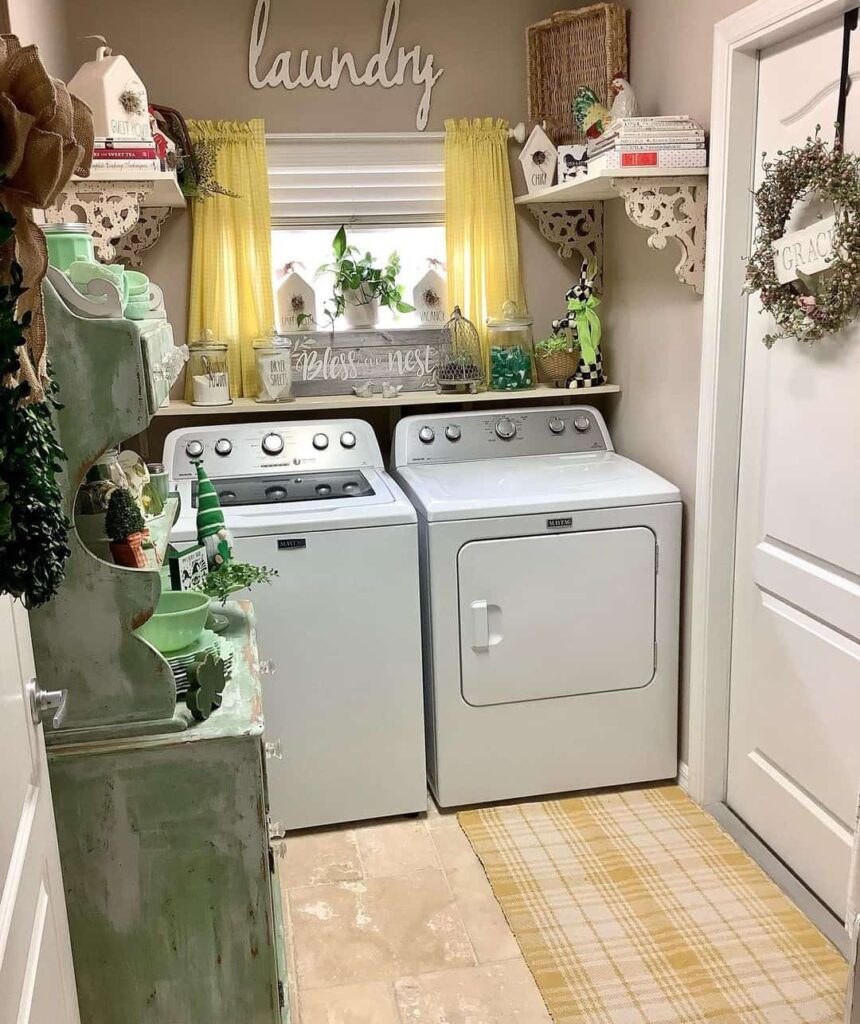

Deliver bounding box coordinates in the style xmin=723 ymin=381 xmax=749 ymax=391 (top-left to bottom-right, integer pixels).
xmin=487 ymin=302 xmax=535 ymax=391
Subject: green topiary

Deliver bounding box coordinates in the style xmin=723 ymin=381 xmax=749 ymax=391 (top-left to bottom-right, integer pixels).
xmin=105 ymin=488 xmax=145 ymax=543
xmin=0 ymin=200 xmax=71 ymax=607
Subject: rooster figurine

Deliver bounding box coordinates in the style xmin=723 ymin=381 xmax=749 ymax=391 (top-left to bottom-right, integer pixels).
xmin=572 ymin=77 xmax=638 ymax=139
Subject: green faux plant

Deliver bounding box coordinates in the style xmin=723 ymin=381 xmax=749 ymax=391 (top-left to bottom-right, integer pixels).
xmin=202 ymin=561 xmax=279 ymax=605
xmin=0 ymin=201 xmax=71 ymax=608
xmin=535 ymin=334 xmax=574 ymax=355
xmin=312 ymin=225 xmax=415 ymax=323
xmin=104 ymin=488 xmax=145 ymax=543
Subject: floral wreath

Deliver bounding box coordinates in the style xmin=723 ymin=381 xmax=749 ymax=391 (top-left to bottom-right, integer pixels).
xmin=745 ymin=129 xmax=860 ymax=348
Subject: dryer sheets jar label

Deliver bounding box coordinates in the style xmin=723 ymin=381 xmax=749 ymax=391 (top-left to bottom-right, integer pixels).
xmin=257 ymin=353 xmax=293 ymax=402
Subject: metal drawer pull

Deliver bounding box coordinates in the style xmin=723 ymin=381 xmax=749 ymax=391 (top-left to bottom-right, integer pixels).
xmin=27 ymin=678 xmax=69 ymax=729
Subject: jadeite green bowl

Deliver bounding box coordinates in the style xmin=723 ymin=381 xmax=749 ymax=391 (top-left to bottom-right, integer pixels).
xmin=136 ymin=590 xmax=210 ymax=654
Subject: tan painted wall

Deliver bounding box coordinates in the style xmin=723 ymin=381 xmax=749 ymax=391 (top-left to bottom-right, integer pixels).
xmin=65 ymin=0 xmax=573 ymax=350
xmin=593 ymin=0 xmax=750 ymax=762
xmin=7 ymin=0 xmax=72 ymax=78
xmin=59 ymin=0 xmax=752 ymax=763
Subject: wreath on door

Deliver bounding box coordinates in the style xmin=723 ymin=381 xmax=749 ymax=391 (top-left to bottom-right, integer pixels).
xmin=745 ymin=130 xmax=860 ymax=348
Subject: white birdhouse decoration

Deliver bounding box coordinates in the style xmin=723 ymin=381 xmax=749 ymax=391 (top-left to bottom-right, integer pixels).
xmin=413 ymin=260 xmax=448 ymax=326
xmin=518 ymin=125 xmax=558 ymax=194
xmin=276 ymin=264 xmax=316 ymax=332
xmin=68 ymin=39 xmax=152 ymax=142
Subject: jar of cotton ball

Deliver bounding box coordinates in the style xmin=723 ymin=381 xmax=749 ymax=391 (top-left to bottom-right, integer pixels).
xmin=487 ymin=302 xmax=535 ymax=391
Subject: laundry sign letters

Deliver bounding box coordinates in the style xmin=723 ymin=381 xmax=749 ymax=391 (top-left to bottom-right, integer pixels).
xmin=772 ymin=215 xmax=838 ymax=284
xmin=286 ymin=328 xmax=449 ymax=395
xmin=248 ymin=0 xmax=444 ymax=130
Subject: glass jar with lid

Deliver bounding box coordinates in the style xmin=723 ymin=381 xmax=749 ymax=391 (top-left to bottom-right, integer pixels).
xmin=253 ymin=332 xmax=294 ymax=404
xmin=487 ymin=302 xmax=536 ymax=391
xmin=43 ymin=223 xmax=95 ymax=272
xmin=188 ymin=330 xmax=232 ymax=407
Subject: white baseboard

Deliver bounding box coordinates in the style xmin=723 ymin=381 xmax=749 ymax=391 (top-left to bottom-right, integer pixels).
xmin=707 ymin=802 xmax=848 ymax=958
xmin=677 ymin=760 xmax=690 ymax=793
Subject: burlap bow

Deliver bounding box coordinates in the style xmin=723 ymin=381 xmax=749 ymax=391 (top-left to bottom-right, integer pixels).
xmin=0 ymin=35 xmax=93 ymax=402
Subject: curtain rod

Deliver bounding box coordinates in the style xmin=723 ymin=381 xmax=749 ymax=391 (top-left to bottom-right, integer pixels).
xmin=266 ymin=123 xmax=526 ymax=143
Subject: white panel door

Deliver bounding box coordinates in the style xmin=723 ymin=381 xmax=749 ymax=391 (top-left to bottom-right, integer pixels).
xmin=0 ymin=595 xmax=79 ymax=1024
xmin=727 ymin=16 xmax=860 ymax=916
xmin=458 ymin=528 xmax=656 ymax=707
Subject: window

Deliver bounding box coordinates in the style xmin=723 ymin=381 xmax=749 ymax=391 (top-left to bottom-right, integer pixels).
xmin=267 ymin=133 xmax=445 ymax=330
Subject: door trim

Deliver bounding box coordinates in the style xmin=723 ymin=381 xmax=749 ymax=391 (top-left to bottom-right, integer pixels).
xmin=688 ymin=0 xmax=858 ymax=807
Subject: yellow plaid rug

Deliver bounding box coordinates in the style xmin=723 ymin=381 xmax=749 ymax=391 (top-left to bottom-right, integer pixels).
xmin=458 ymin=785 xmax=847 ymax=1023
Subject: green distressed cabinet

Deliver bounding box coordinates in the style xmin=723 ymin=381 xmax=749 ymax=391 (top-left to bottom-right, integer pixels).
xmin=29 ymin=280 xmax=288 ymax=1022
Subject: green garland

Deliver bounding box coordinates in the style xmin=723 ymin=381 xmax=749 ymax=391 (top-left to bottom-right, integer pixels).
xmin=746 ymin=130 xmax=860 ymax=348
xmin=0 ymin=203 xmax=71 ymax=607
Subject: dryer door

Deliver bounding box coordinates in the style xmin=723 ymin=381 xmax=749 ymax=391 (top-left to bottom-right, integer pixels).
xmin=458 ymin=527 xmax=656 ymax=706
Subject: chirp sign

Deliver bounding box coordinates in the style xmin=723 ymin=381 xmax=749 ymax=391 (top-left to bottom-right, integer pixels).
xmin=248 ymin=0 xmax=444 ymax=131
xmin=772 ymin=215 xmax=838 ymax=285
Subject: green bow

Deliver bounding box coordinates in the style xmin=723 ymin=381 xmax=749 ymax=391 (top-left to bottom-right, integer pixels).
xmin=567 ymin=295 xmax=601 ymax=365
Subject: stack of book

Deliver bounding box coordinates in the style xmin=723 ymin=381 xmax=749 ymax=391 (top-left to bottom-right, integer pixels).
xmin=92 ymin=138 xmax=161 ymax=175
xmin=587 ymin=116 xmax=706 ymax=171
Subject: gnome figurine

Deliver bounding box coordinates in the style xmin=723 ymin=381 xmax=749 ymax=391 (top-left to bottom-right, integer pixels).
xmin=193 ymin=459 xmax=235 ymax=569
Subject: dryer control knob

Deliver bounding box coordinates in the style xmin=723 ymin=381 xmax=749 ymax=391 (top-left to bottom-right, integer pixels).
xmin=494 ymin=417 xmax=516 ymax=440
xmin=214 ymin=438 xmax=232 ymax=456
xmin=418 ymin=426 xmax=435 ymax=444
xmin=185 ymin=439 xmax=204 ymax=459
xmin=445 ymin=424 xmax=462 ymax=442
xmin=312 ymin=432 xmax=330 ymax=450
xmin=573 ymin=415 xmax=591 ymax=433
xmin=340 ymin=431 xmax=357 ymax=449
xmin=548 ymin=417 xmax=565 ymax=435
xmin=262 ymin=432 xmax=284 ymax=455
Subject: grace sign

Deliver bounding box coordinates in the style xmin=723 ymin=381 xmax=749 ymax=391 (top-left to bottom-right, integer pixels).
xmin=249 ymin=0 xmax=444 ymax=131
xmin=772 ymin=215 xmax=837 ymax=285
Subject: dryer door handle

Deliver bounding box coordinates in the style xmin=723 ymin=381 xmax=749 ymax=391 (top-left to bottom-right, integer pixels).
xmin=470 ymin=600 xmax=490 ymax=651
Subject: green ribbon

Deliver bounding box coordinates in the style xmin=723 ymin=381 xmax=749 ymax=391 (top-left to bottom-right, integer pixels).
xmin=567 ymin=295 xmax=601 ymax=365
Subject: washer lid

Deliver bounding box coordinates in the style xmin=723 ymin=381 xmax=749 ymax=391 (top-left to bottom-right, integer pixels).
xmin=396 ymin=452 xmax=680 ymax=522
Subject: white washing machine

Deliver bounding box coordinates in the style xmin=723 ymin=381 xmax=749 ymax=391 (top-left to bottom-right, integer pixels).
xmin=164 ymin=419 xmax=426 ymax=831
xmin=393 ymin=405 xmax=681 ymax=808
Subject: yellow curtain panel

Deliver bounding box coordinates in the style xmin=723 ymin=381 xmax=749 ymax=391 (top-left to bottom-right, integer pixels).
xmin=444 ymin=117 xmax=526 ymax=363
xmin=186 ymin=118 xmax=274 ymax=399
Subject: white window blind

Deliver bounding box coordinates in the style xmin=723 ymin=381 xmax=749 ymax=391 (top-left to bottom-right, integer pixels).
xmin=266 ymin=132 xmax=445 ymax=227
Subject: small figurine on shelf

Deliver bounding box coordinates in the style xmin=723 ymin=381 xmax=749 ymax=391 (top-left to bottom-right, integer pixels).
xmin=105 ymin=488 xmax=149 ymax=568
xmin=193 ymin=460 xmax=235 ymax=569
xmin=552 ymin=260 xmax=606 ymax=390
xmin=572 ymin=78 xmax=638 ymax=140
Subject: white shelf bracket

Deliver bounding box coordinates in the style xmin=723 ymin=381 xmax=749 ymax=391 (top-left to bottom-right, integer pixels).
xmin=528 ymin=202 xmax=604 ymax=287
xmin=612 ymin=176 xmax=708 ymax=294
xmin=45 ymin=180 xmax=174 ymax=266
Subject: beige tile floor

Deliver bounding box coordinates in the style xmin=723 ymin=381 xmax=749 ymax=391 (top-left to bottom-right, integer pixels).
xmin=274 ymin=798 xmax=552 ymax=1024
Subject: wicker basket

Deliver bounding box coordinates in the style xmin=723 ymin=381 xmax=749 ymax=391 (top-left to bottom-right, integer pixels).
xmin=536 ymin=347 xmax=581 ymax=386
xmin=527 ymin=5 xmax=628 ymax=145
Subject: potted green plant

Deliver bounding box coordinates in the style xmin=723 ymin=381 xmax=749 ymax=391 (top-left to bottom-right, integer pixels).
xmin=535 ymin=334 xmax=581 ymax=386
xmin=105 ymin=488 xmax=148 ymax=568
xmin=318 ymin=225 xmax=414 ymax=329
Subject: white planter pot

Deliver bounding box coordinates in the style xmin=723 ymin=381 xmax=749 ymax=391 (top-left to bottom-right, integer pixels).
xmin=342 ymin=289 xmax=380 ymax=329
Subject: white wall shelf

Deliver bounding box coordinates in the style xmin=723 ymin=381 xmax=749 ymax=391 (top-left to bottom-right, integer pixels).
xmin=45 ymin=170 xmax=186 ymax=267
xmin=154 ymin=383 xmax=621 ymax=418
xmin=517 ymin=166 xmax=709 ymax=294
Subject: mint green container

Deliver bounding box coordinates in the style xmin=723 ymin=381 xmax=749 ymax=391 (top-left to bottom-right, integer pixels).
xmin=44 ymin=223 xmax=95 ymax=272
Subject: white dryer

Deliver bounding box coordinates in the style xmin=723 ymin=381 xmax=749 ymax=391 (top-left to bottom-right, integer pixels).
xmin=164 ymin=419 xmax=426 ymax=831
xmin=393 ymin=406 xmax=681 ymax=808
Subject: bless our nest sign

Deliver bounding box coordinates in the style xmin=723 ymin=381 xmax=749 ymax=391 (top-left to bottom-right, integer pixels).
xmin=248 ymin=0 xmax=444 ymax=130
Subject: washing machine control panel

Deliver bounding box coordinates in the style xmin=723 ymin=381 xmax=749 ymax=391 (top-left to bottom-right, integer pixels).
xmin=395 ymin=406 xmax=611 ymax=465
xmin=166 ymin=419 xmax=385 ymax=481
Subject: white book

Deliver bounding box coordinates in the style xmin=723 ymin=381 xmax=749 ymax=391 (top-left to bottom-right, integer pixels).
xmin=588 ymin=148 xmax=708 ymax=171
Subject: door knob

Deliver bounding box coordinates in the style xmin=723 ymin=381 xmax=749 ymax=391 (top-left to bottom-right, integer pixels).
xmin=27 ymin=678 xmax=69 ymax=730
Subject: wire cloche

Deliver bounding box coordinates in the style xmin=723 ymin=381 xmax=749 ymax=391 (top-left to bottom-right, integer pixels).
xmin=436 ymin=306 xmax=484 ymax=394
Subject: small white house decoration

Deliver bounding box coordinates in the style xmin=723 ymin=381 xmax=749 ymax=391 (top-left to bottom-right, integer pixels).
xmin=519 ymin=125 xmax=558 ymax=194
xmin=276 ymin=264 xmax=316 ymax=331
xmin=68 ymin=40 xmax=152 ymax=142
xmin=413 ymin=261 xmax=448 ymax=325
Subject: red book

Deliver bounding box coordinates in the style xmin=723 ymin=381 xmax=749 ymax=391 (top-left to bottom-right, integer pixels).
xmin=620 ymin=151 xmax=659 ymax=167
xmin=93 ymin=147 xmax=157 ymax=160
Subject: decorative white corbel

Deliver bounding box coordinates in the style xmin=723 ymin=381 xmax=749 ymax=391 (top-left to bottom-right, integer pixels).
xmin=528 ymin=203 xmax=604 ymax=287
xmin=45 ymin=181 xmax=178 ymax=269
xmin=612 ymin=176 xmax=708 ymax=294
